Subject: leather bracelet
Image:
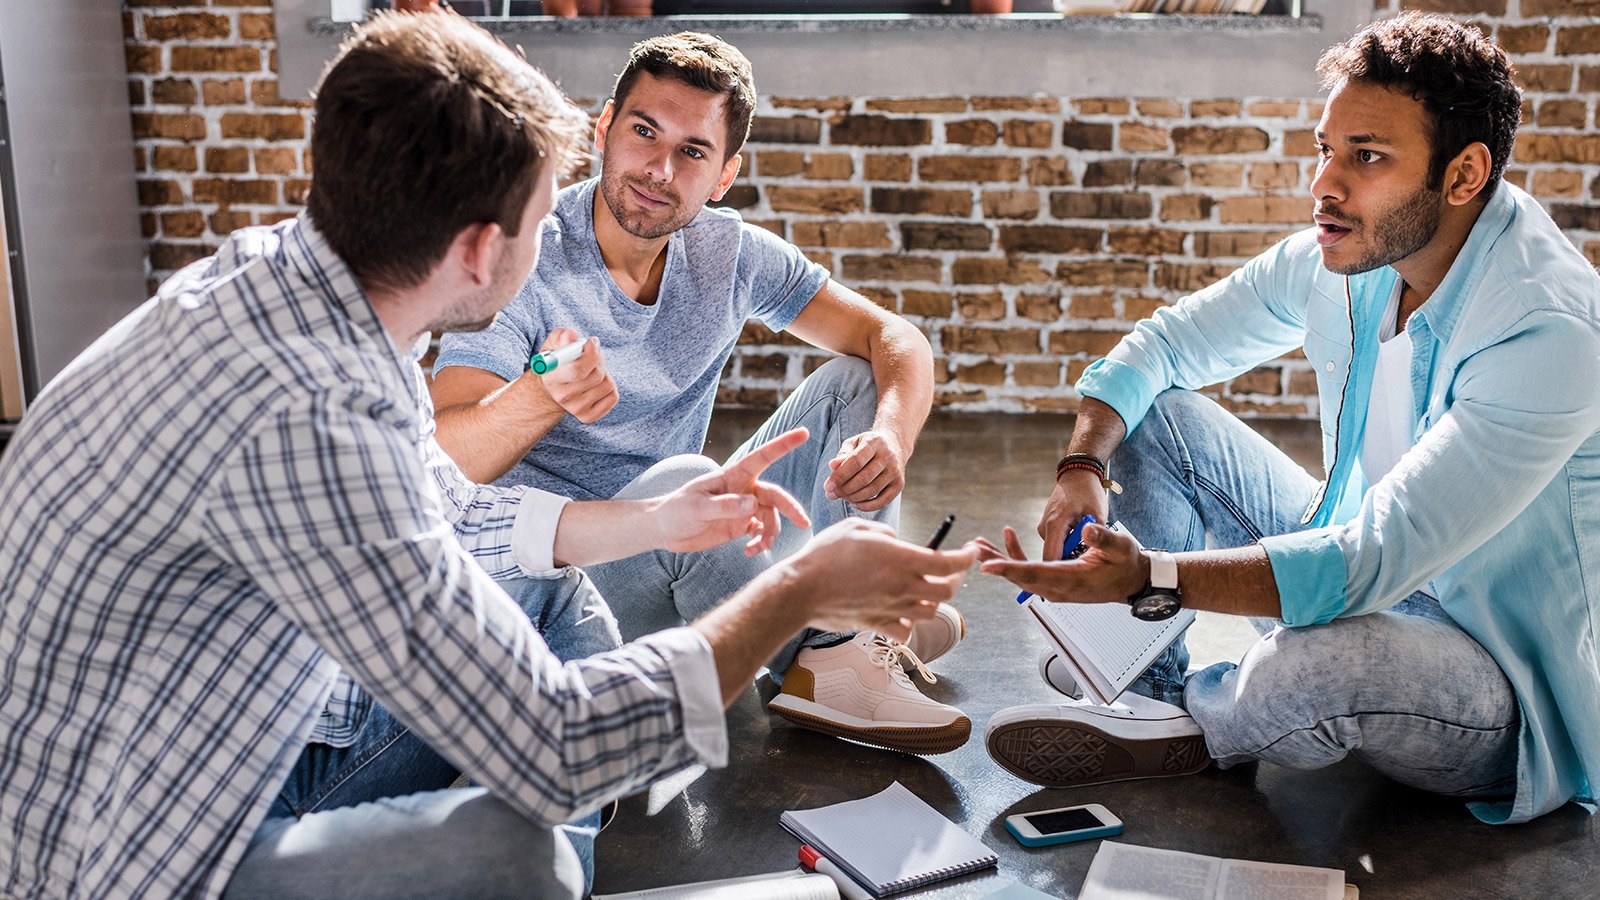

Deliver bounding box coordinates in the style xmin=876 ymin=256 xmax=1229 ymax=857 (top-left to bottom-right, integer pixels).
xmin=1055 ymin=452 xmax=1108 ymax=479
xmin=1055 ymin=458 xmax=1123 ymax=494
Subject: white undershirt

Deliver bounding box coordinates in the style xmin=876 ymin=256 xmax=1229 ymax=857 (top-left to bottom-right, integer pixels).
xmin=1362 ymin=280 xmax=1416 ymax=485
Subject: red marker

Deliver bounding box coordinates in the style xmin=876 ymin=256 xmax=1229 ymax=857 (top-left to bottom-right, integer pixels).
xmin=799 ymin=845 xmax=872 ymax=900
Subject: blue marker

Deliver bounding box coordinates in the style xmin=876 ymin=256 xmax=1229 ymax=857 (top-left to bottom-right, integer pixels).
xmin=1015 ymin=514 xmax=1096 ymax=604
xmin=529 ymin=340 xmax=585 ymax=376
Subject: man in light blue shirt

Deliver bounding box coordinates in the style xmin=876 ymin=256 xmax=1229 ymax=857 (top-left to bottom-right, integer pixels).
xmin=980 ymin=13 xmax=1599 ymax=826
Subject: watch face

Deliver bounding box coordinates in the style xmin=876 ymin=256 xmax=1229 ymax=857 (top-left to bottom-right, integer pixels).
xmin=1131 ymin=591 xmax=1181 ymax=621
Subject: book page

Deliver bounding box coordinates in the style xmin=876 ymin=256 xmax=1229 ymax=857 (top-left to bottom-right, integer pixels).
xmin=592 ymin=869 xmax=839 ymax=900
xmin=1218 ymin=860 xmax=1344 ymax=900
xmin=1079 ymin=841 xmax=1221 ymax=900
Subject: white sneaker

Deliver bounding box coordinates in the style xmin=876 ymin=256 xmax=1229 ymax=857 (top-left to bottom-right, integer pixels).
xmin=986 ymin=693 xmax=1210 ymax=788
xmin=769 ymin=632 xmax=971 ymax=755
xmin=906 ymin=603 xmax=965 ymax=665
xmin=1038 ymin=650 xmax=1082 ymax=699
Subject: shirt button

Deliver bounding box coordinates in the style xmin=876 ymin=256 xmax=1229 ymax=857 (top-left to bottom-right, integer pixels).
xmin=1325 ymin=361 xmax=1335 ymax=372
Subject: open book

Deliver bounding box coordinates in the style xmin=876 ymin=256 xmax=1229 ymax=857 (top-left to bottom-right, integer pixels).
xmin=593 ymin=868 xmax=839 ymax=900
xmin=1021 ymin=523 xmax=1196 ymax=705
xmin=1079 ymin=842 xmax=1351 ymax=900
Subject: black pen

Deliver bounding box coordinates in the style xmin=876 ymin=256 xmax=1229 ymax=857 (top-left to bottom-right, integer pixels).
xmin=925 ymin=514 xmax=956 ymax=550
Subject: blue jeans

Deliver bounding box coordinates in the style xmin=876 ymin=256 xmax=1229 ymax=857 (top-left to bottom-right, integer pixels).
xmin=1112 ymin=390 xmax=1520 ymax=798
xmin=585 ymin=356 xmax=897 ymax=681
xmin=230 ymin=570 xmax=620 ymax=898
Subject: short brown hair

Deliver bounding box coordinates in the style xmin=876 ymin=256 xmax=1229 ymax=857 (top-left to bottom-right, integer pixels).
xmin=1317 ymin=12 xmax=1521 ymax=195
xmin=609 ymin=32 xmax=756 ymax=159
xmin=307 ymin=11 xmax=589 ymax=292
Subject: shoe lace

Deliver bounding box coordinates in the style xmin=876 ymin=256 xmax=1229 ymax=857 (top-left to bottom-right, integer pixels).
xmin=868 ymin=636 xmax=937 ymax=686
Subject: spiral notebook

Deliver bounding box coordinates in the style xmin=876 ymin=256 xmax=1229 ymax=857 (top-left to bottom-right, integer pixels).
xmin=779 ymin=782 xmax=998 ymax=896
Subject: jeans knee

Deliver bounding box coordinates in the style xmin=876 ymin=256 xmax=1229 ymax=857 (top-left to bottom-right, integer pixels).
xmin=805 ymin=355 xmax=876 ymax=401
xmin=614 ymin=454 xmax=720 ymax=500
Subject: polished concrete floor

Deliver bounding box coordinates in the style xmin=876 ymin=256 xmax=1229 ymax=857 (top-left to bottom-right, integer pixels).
xmin=593 ymin=410 xmax=1598 ymax=900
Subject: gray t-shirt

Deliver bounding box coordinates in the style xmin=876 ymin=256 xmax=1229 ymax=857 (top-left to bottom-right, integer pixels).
xmin=435 ymin=178 xmax=828 ymax=499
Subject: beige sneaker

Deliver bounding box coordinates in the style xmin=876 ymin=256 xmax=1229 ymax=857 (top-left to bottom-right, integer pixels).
xmin=906 ymin=603 xmax=965 ymax=665
xmin=768 ymin=633 xmax=971 ymax=755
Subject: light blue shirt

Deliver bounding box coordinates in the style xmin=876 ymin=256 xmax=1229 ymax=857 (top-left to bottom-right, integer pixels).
xmin=1077 ymin=183 xmax=1600 ymax=824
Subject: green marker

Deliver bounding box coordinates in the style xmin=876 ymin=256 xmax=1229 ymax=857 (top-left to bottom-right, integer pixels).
xmin=529 ymin=340 xmax=585 ymax=375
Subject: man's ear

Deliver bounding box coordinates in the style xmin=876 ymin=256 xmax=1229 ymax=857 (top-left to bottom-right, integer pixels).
xmin=593 ymin=99 xmax=615 ymax=155
xmin=455 ymin=221 xmax=503 ymax=287
xmin=709 ymin=152 xmax=743 ymax=202
xmin=1445 ymin=141 xmax=1493 ymax=206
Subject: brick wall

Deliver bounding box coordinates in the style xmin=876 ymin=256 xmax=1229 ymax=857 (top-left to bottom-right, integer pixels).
xmin=124 ymin=0 xmax=1600 ymax=418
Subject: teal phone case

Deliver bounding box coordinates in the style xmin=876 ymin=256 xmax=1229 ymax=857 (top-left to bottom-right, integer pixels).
xmin=1004 ymin=817 xmax=1122 ymax=847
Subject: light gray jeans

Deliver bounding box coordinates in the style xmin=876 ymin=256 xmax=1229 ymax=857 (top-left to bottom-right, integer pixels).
xmin=1115 ymin=389 xmax=1520 ymax=799
xmin=586 ymin=356 xmax=897 ymax=680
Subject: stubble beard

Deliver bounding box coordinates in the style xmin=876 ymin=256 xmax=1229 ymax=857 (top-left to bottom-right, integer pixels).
xmin=599 ymin=165 xmax=697 ymax=240
xmin=1323 ymin=183 xmax=1445 ymax=276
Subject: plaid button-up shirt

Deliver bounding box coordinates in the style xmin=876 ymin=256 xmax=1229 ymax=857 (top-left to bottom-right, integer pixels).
xmin=0 ymin=216 xmax=727 ymax=899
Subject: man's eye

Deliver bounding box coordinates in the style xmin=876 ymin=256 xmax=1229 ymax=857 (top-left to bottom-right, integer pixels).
xmin=1357 ymin=149 xmax=1379 ymax=163
xmin=633 ymin=124 xmax=652 ymax=138
xmin=684 ymin=147 xmax=705 ymax=160
xmin=1317 ymin=144 xmax=1332 ymax=157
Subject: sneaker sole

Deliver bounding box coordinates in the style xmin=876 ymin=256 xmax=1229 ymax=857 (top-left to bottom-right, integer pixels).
xmin=986 ymin=717 xmax=1209 ymax=787
xmin=769 ymin=703 xmax=971 ymax=755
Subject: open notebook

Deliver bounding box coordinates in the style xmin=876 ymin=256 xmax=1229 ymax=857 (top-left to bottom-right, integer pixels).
xmin=780 ymin=782 xmax=997 ymax=896
xmin=1021 ymin=523 xmax=1197 ymax=705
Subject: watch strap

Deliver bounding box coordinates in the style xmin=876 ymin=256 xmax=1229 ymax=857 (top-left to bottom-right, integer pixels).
xmin=1146 ymin=550 xmax=1178 ymax=591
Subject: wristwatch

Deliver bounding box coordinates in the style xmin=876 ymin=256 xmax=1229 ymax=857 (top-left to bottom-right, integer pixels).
xmin=1128 ymin=550 xmax=1182 ymax=621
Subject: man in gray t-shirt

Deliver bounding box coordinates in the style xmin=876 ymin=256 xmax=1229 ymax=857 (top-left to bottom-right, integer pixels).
xmin=432 ymin=33 xmax=970 ymax=757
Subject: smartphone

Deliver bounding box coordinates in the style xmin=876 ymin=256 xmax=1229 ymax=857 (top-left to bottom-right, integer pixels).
xmin=1004 ymin=803 xmax=1123 ymax=847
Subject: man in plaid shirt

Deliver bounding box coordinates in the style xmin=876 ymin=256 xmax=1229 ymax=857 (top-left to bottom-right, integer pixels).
xmin=0 ymin=12 xmax=976 ymax=899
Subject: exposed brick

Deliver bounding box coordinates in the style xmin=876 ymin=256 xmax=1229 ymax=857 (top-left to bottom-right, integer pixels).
xmin=1018 ymin=292 xmax=1065 ymax=321
xmin=208 ymin=210 xmax=254 ymax=234
xmin=219 ymin=112 xmax=305 ymax=141
xmin=1003 ymin=120 xmax=1053 ymax=149
xmin=1514 ymin=133 xmax=1600 ymax=164
xmin=1400 ymin=0 xmax=1505 ymax=14
xmin=942 ymin=326 xmax=1040 ymax=355
xmin=1190 ymin=99 xmax=1241 ymax=117
xmin=1027 ymin=157 xmax=1076 ymax=187
xmin=254 ymin=147 xmax=299 ymax=175
xmin=970 ymin=97 xmax=1060 ymax=113
xmin=747 ymin=219 xmax=785 ymax=238
xmin=1062 ymin=121 xmax=1114 ymax=151
xmin=125 ymin=44 xmax=163 ymax=75
xmin=1014 ymin=360 xmax=1063 ymax=387
xmin=1076 ymin=98 xmax=1130 ymax=116
xmin=756 ymin=150 xmax=804 ymax=177
xmin=1586 ymin=241 xmax=1600 ymax=267
xmin=871 ymin=187 xmax=972 ymax=217
xmin=1048 ymin=330 xmax=1123 ymax=356
xmin=829 ymin=115 xmax=931 ymax=146
xmin=801 ymin=249 xmax=833 ymax=270
xmin=1135 ymin=159 xmax=1186 ymax=187
xmin=202 ymin=79 xmax=248 ymax=105
xmin=840 ymin=254 xmax=942 ymax=282
xmin=151 ymin=242 xmax=210 ymax=271
xmin=981 ymin=190 xmax=1041 ymax=220
xmin=1581 ymin=67 xmax=1600 ymax=93
xmin=192 ymin=178 xmax=278 ymax=205
xmin=1021 ymin=395 xmax=1079 ymax=413
xmin=1558 ymin=24 xmax=1600 ymax=55
xmin=1056 ymin=260 xmax=1148 ymax=288
xmin=150 ymin=77 xmax=197 ymax=106
xmin=748 ymin=116 xmax=822 ymax=144
xmin=772 ymin=97 xmax=854 ymax=112
xmin=1524 ymin=0 xmax=1600 ymax=15
xmin=1517 ymin=64 xmax=1575 ymax=93
xmin=171 ymin=46 xmax=262 ymax=74
xmin=143 ymin=12 xmax=231 ymax=40
xmin=865 ymin=97 xmax=966 ymax=114
xmin=1550 ymin=204 xmax=1600 ymax=231
xmin=1156 ymin=262 xmax=1236 ymax=292
xmin=1538 ymin=99 xmax=1588 ymax=129
xmin=151 ymin=145 xmax=197 ymax=172
xmin=1160 ymin=194 xmax=1216 ymax=222
xmin=1082 ymin=160 xmax=1132 ymax=187
xmin=1227 ymin=366 xmax=1282 ymax=396
xmin=956 ymin=291 xmax=1006 ymax=321
xmin=1066 ymin=359 xmax=1094 ymax=382
xmin=767 ymin=186 xmax=863 ymax=214
xmin=1497 ymin=24 xmax=1549 ymax=54
xmin=133 ymin=147 xmax=147 ymax=173
xmin=1249 ymin=162 xmax=1304 ymax=190
xmin=953 ymin=257 xmax=1052 ymax=285
xmin=791 ymin=221 xmax=892 ymax=248
xmin=1219 ymin=196 xmax=1311 ymax=225
xmin=919 ymin=155 xmax=1022 ymax=183
xmin=1194 ymin=230 xmax=1290 ymax=258
xmin=129 ymin=81 xmax=147 ymax=108
xmin=1049 ymin=191 xmax=1153 ymax=220
xmin=1245 ymin=100 xmax=1300 ymax=118
xmin=1531 ymin=169 xmax=1585 ymax=198
xmin=140 ymin=213 xmax=157 ymax=239
xmin=250 ymin=80 xmax=311 ymax=109
xmin=1068 ymin=292 xmax=1118 ymax=319
xmin=740 ymin=353 xmax=791 ymax=381
xmin=946 ymin=119 xmax=1000 ymax=146
xmin=1283 ymin=130 xmax=1319 ymax=158
xmin=713 ymin=185 xmax=759 ymax=210
xmin=1108 ymin=226 xmax=1185 ymax=255
xmin=865 ymin=154 xmax=913 ymax=182
xmin=1119 ymin=123 xmax=1171 ymax=153
xmin=137 ymin=178 xmax=184 ymax=206
xmin=716 ymin=386 xmax=781 ymax=408
xmin=239 ymin=12 xmax=275 ymax=41
xmin=955 ymin=360 xmax=1007 ymax=385
xmin=1124 ymin=294 xmax=1169 ymax=320
xmin=1173 ymin=126 xmax=1270 ymax=155
xmin=1136 ymin=99 xmax=1184 ymax=118
xmin=999 ymin=225 xmax=1102 ymax=254
xmin=1504 ymin=169 xmax=1529 ymax=190
xmin=902 ymin=290 xmax=954 ymax=317
xmin=902 ymin=222 xmax=993 ymax=251
xmin=131 ymin=112 xmax=206 ymax=141
xmin=159 ymin=211 xmax=206 ymax=238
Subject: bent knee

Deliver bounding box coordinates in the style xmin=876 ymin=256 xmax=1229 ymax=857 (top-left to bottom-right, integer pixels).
xmin=613 ymin=454 xmax=720 ymax=500
xmin=806 ymin=355 xmax=876 ymax=396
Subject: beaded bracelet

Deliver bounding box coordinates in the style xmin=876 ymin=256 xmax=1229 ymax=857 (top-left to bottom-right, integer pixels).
xmin=1055 ymin=454 xmax=1123 ymax=494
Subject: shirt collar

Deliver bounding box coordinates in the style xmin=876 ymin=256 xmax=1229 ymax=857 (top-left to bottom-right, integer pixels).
xmin=1383 ymin=180 xmax=1518 ymax=344
xmin=281 ymin=213 xmax=404 ymax=362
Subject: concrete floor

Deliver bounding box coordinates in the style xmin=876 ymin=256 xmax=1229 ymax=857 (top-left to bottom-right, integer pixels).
xmin=593 ymin=409 xmax=1598 ymax=900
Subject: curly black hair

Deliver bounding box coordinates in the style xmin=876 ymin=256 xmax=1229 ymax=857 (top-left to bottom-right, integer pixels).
xmin=1317 ymin=12 xmax=1522 ymax=195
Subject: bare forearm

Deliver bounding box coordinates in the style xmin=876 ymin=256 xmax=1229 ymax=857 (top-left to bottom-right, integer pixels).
xmin=550 ymin=498 xmax=664 ymax=569
xmin=692 ymin=564 xmax=813 ymax=706
xmin=434 ymin=375 xmax=565 ymax=483
xmin=867 ymin=318 xmax=935 ymax=455
xmin=1174 ymin=545 xmax=1283 ymax=618
xmin=1066 ymin=397 xmax=1128 ymax=462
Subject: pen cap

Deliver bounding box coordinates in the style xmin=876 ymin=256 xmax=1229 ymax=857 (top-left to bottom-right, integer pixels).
xmin=798 ymin=846 xmax=821 ymax=868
